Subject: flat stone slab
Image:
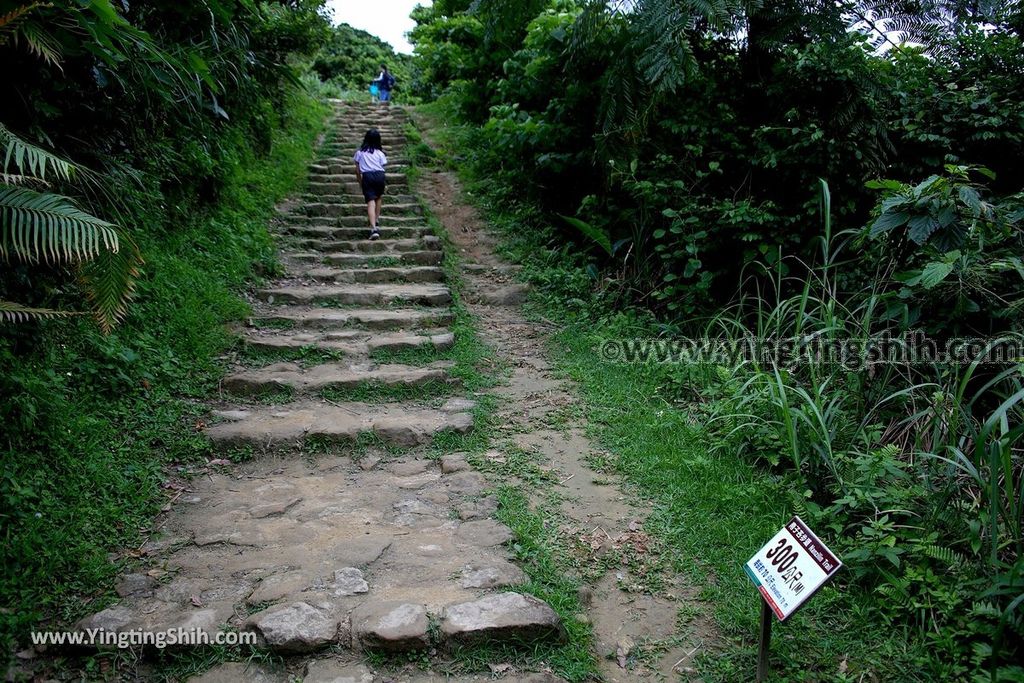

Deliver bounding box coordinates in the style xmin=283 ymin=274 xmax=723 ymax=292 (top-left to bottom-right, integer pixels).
xmin=457 ymin=519 xmax=515 ymax=546
xmin=246 ymin=600 xmax=343 ymax=652
xmin=223 ymin=361 xmax=454 ymax=396
xmin=257 ymin=283 xmax=451 ymax=307
xmin=441 ymin=592 xmax=564 ymax=644
xmin=324 ymin=250 xmax=444 ymax=266
xmin=250 ymin=306 xmax=453 ymax=331
xmin=188 ymin=662 xmax=284 ymax=683
xmin=205 ymin=401 xmax=473 ymax=448
xmin=458 ymin=560 xmax=527 ymax=589
xmin=242 ymin=330 xmax=455 ymax=356
xmin=440 ymin=454 xmax=470 ymax=473
xmin=289 ymin=266 xmax=446 ymax=284
xmin=303 ymin=660 xmax=374 ymax=683
xmin=351 ymin=601 xmax=430 ymax=651
xmin=475 ymin=284 xmax=529 ymax=306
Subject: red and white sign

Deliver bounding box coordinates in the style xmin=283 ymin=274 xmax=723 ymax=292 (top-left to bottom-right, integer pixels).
xmin=744 ymin=516 xmax=842 ymax=621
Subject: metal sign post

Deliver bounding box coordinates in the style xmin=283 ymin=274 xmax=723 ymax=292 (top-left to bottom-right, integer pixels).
xmin=756 ymin=599 xmax=772 ymax=682
xmin=745 ymin=516 xmax=843 ymax=681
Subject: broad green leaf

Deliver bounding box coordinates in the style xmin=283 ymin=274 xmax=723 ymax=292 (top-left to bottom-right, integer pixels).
xmin=559 ymin=214 xmax=612 ymax=256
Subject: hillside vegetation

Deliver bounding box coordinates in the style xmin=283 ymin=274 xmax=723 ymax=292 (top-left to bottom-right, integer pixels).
xmin=409 ymin=0 xmax=1024 ymax=679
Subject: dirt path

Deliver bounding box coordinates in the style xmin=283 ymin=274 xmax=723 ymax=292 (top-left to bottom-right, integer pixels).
xmin=411 ymin=138 xmax=719 ymax=681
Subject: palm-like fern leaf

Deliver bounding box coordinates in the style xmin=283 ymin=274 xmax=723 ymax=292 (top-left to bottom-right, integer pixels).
xmin=0 ymin=186 xmax=119 ymax=263
xmin=1 ymin=123 xmax=76 ymax=183
xmin=0 ymin=300 xmax=78 ymax=323
xmin=78 ymin=241 xmax=142 ymax=333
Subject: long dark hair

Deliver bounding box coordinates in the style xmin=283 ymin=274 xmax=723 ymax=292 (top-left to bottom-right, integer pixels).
xmin=360 ymin=129 xmax=383 ymax=153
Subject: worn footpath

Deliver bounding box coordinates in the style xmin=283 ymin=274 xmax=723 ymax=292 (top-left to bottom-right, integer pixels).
xmin=29 ymin=101 xmax=716 ymax=682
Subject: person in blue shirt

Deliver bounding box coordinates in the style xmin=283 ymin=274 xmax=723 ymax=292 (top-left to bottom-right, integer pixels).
xmin=375 ymin=64 xmax=395 ymax=103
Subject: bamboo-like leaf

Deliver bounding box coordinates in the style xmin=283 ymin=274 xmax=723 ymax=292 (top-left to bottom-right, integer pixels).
xmin=0 ymin=186 xmax=119 ymax=263
xmin=1 ymin=123 xmax=76 ymax=182
xmin=0 ymin=300 xmax=79 ymax=323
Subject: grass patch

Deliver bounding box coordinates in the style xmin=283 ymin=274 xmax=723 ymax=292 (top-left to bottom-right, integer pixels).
xmin=235 ymin=343 xmax=348 ymax=368
xmin=0 ymin=91 xmax=328 ymax=658
xmin=490 ymin=486 xmax=597 ymax=681
xmin=320 ymin=378 xmax=458 ymax=404
xmin=412 ymin=100 xmax=949 ymax=682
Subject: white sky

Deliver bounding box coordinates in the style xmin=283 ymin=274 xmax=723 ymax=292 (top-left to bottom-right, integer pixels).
xmin=326 ymin=0 xmax=431 ymax=54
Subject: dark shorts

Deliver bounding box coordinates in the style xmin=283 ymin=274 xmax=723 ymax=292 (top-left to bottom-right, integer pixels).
xmin=360 ymin=171 xmax=386 ymax=201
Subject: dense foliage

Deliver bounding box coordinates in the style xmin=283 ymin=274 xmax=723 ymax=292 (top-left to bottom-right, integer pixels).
xmin=0 ymin=0 xmax=331 ymax=656
xmin=411 ymin=0 xmax=1024 ymax=678
xmin=312 ymin=22 xmax=411 ymax=95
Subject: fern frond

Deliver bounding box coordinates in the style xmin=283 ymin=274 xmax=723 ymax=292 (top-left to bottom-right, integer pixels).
xmin=78 ymin=238 xmax=142 ymax=333
xmin=0 ymin=300 xmax=77 ymax=323
xmin=0 ymin=186 xmax=120 ymax=264
xmin=14 ymin=18 xmax=64 ymax=66
xmin=921 ymin=544 xmax=968 ymax=569
xmin=0 ymin=173 xmax=48 ymax=187
xmin=0 ymin=123 xmax=76 ymax=182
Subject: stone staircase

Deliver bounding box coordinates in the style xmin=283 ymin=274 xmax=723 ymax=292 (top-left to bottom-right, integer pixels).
xmin=73 ymin=101 xmax=566 ymax=681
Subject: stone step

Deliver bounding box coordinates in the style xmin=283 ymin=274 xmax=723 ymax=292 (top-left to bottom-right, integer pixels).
xmin=298 ymin=202 xmax=421 ymax=218
xmin=283 ymin=265 xmax=446 ymax=285
xmin=249 ymin=306 xmax=453 ymax=331
xmin=297 ymin=193 xmax=417 ymax=204
xmin=278 ymin=225 xmax=429 ymax=240
xmin=279 ymin=214 xmax=425 ymax=228
xmin=309 ymin=161 xmax=410 ymax=173
xmin=223 ymin=361 xmax=456 ymax=396
xmin=298 ymin=197 xmax=419 ymax=210
xmin=320 ymin=251 xmax=443 ymax=267
xmin=307 ymin=172 xmax=410 ymax=185
xmin=256 ymin=283 xmax=451 ymax=307
xmin=288 ymin=237 xmax=442 ymax=254
xmin=242 ymin=328 xmax=455 ymax=354
xmin=204 ymin=399 xmax=473 ymax=448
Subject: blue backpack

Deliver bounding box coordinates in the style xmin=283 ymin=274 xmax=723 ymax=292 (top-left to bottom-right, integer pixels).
xmin=381 ymin=73 xmax=395 ymax=90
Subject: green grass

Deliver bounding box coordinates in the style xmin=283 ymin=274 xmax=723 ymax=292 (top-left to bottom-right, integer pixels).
xmin=235 ymin=342 xmax=349 ymax=368
xmin=0 ymin=90 xmax=328 ymax=660
xmin=320 ymin=378 xmax=458 ymax=404
xmin=411 ymin=100 xmax=949 ymax=682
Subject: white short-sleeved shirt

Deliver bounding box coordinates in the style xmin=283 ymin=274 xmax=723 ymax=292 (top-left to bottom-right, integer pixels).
xmin=353 ymin=149 xmax=387 ymax=173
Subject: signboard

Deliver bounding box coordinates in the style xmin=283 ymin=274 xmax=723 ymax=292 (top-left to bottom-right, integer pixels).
xmin=744 ymin=515 xmax=842 ymax=621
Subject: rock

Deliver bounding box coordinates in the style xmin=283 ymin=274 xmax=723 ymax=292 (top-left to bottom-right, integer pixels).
xmin=459 ymin=561 xmax=527 ymax=589
xmin=457 ymin=495 xmax=499 ymax=521
xmin=332 ymin=568 xmax=369 ymax=597
xmin=393 ymin=499 xmax=435 ymax=516
xmin=441 ymin=398 xmax=476 ymax=413
xmin=250 ymin=497 xmax=302 ymax=519
xmin=444 ymin=471 xmax=488 ymax=496
xmin=247 ymin=601 xmax=341 ymax=653
xmin=211 ymin=410 xmax=251 ymax=422
xmin=187 ymin=662 xmax=283 ymax=683
xmin=247 ymin=572 xmax=311 ymax=605
xmin=388 ymin=460 xmax=432 ymax=476
xmin=76 ymin=605 xmax=134 ymax=635
xmin=358 ymin=455 xmax=381 ymax=471
xmin=441 ymin=592 xmax=564 ymax=644
xmin=457 ymin=519 xmax=514 ymax=546
xmin=328 ymin=536 xmax=392 ymax=568
xmin=303 ymin=660 xmax=374 ymax=683
xmin=440 ymin=454 xmax=469 ymax=474
xmin=115 ymin=573 xmax=156 ymax=598
xmin=479 ymin=284 xmax=529 ymax=306
xmin=351 ymin=601 xmax=430 ymax=651
xmin=154 ymin=606 xmax=223 ymax=633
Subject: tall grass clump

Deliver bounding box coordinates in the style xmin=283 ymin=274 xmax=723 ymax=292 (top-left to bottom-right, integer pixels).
xmin=692 ymin=182 xmax=1023 ymax=679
